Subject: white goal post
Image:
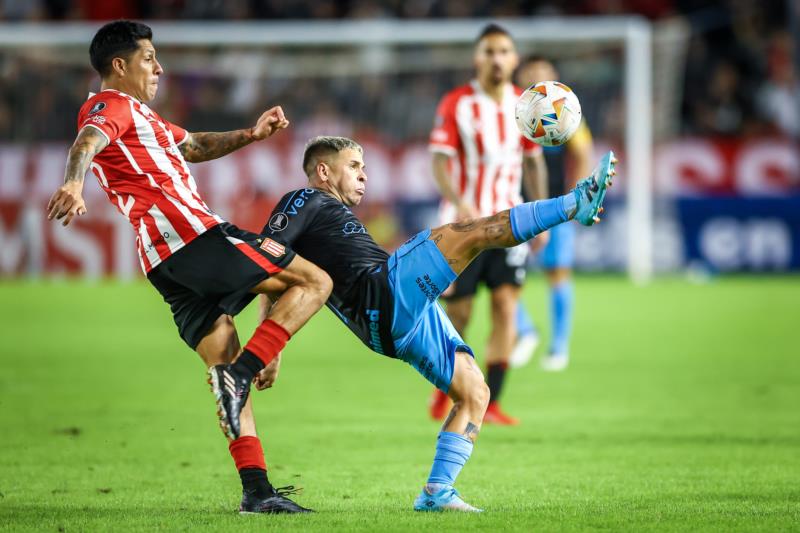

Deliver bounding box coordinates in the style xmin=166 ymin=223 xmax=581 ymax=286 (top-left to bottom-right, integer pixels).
xmin=0 ymin=17 xmax=653 ymax=283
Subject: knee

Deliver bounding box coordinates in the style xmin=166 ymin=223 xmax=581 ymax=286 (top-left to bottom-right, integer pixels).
xmin=547 ymin=268 xmax=571 ymax=285
xmin=304 ymin=266 xmax=333 ymax=301
xmin=458 ymin=373 xmax=489 ymax=414
xmin=491 ymin=289 xmax=519 ymax=320
xmin=447 ymin=302 xmax=472 ymax=332
xmin=468 ymin=379 xmax=490 ymax=414
xmin=449 ymin=311 xmax=469 ymax=333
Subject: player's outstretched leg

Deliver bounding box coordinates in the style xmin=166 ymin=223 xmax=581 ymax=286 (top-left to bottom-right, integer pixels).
xmin=428 ymin=151 xmax=616 ymax=275
xmin=209 ymin=255 xmax=333 ymax=441
xmin=415 ymin=352 xmax=489 ymax=512
xmin=197 ymin=316 xmax=313 ymax=514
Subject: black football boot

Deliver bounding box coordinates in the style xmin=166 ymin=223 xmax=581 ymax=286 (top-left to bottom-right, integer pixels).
xmin=239 ymin=485 xmax=314 ymax=514
xmin=207 ymin=364 xmax=251 ymax=440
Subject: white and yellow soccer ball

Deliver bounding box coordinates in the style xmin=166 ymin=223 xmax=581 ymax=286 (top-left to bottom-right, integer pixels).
xmin=515 ymin=81 xmax=582 ymax=146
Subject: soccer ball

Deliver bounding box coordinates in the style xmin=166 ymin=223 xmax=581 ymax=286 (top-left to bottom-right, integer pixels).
xmin=515 ymin=81 xmax=582 ymax=146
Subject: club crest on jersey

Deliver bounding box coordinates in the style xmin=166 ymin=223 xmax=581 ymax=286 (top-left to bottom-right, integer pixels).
xmin=268 ymin=212 xmax=289 ymax=232
xmin=88 ymin=102 xmax=106 ymax=115
xmin=259 ymin=238 xmax=285 ymax=257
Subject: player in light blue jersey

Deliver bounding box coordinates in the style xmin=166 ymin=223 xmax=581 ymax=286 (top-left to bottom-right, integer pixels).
xmin=511 ymin=56 xmax=596 ymax=371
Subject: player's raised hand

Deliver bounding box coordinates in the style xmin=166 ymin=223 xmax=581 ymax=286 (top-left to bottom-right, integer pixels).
xmin=251 ymin=106 xmax=290 ymax=140
xmin=47 ymin=182 xmax=87 ymax=226
xmin=254 ymin=353 xmax=281 ymax=390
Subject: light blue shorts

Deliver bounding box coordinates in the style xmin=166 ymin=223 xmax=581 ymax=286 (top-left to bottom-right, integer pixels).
xmin=387 ymin=230 xmax=474 ymax=392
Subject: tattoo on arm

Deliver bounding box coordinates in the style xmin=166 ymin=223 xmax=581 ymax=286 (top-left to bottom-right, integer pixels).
xmin=64 ymin=127 xmax=109 ymax=184
xmin=179 ymin=129 xmax=254 ymax=163
xmin=462 ymin=422 xmax=480 ymax=440
xmin=449 ymin=220 xmax=478 ymax=232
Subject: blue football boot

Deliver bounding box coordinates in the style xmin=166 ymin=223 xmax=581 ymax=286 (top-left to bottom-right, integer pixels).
xmin=572 ymin=150 xmax=617 ymax=226
xmin=413 ymin=485 xmax=483 ymax=512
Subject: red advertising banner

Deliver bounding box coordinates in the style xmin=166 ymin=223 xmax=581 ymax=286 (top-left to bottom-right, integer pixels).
xmin=1 ymin=138 xmax=798 ymax=277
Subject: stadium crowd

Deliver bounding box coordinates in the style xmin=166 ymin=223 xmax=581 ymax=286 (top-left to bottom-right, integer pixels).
xmin=0 ymin=0 xmax=795 ymax=142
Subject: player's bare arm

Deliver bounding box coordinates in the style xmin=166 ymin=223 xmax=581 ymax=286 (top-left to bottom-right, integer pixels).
xmin=47 ymin=126 xmax=109 ymax=226
xmin=432 ymin=152 xmax=479 ymax=220
xmin=179 ymin=106 xmax=290 ymax=163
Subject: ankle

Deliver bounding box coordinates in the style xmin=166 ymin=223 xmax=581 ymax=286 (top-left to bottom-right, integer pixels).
xmin=232 ymin=351 xmax=264 ymax=381
xmin=564 ymin=191 xmax=578 ymax=218
xmin=240 ymin=467 xmax=273 ymax=497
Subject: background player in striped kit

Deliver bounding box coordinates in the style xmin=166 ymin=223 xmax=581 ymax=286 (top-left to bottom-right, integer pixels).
xmin=46 ymin=20 xmax=330 ymax=513
xmin=511 ymin=55 xmax=595 ymax=371
xmin=427 ymin=24 xmax=549 ymax=425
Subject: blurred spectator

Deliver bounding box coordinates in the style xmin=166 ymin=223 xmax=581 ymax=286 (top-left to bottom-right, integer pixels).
xmin=756 ymin=31 xmax=799 ymax=138
xmin=185 ymin=78 xmax=247 ymax=132
xmin=691 ymin=60 xmax=753 ymax=136
xmin=0 ymin=0 xmax=44 ymax=21
xmin=0 ymin=0 xmax=794 ymax=143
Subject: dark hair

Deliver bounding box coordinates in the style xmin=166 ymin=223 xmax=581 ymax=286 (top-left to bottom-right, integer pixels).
xmin=476 ymin=23 xmax=512 ymax=44
xmin=302 ymin=136 xmax=363 ymax=177
xmin=89 ymin=20 xmax=153 ymax=77
xmin=523 ymin=54 xmax=552 ymax=66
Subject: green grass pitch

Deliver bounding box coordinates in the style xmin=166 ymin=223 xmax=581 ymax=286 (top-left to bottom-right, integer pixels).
xmin=0 ymin=276 xmax=798 ymax=531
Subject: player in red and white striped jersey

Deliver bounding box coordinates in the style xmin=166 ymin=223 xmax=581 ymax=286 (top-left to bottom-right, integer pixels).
xmin=46 ymin=20 xmax=329 ymax=514
xmin=74 ymin=88 xmax=223 ymax=274
xmin=427 ymin=24 xmax=549 ymax=426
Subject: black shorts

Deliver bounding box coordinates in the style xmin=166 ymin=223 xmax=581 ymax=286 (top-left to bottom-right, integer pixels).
xmin=147 ymin=222 xmax=296 ymax=349
xmin=446 ymin=245 xmax=528 ymax=300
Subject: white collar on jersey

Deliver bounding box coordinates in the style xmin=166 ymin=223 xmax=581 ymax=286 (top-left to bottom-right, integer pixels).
xmin=86 ymin=88 xmax=142 ymax=103
xmin=87 ymin=89 xmax=153 ymax=115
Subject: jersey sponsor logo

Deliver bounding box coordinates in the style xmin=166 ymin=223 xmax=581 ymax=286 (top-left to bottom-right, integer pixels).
xmin=284 ymin=188 xmax=316 ymax=217
xmin=268 ymin=212 xmax=289 ymax=232
xmin=145 ymin=231 xmax=172 ymax=252
xmin=259 ymin=238 xmax=285 ymax=257
xmin=415 ymin=274 xmax=442 ymax=302
xmin=343 ymin=221 xmax=366 ymax=235
xmin=365 ymin=309 xmax=384 ymax=355
xmin=91 ymin=115 xmax=106 ymax=125
xmin=88 ymin=101 xmax=106 ymax=115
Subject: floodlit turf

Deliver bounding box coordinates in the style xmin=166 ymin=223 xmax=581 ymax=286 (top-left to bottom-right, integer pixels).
xmin=0 ymin=276 xmax=798 ymax=531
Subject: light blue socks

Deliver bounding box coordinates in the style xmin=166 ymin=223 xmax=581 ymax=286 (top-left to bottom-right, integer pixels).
xmin=515 ymin=303 xmax=536 ymax=337
xmin=509 ymin=194 xmax=576 ymax=243
xmin=550 ymin=281 xmax=574 ymax=355
xmin=426 ymin=431 xmax=474 ymax=488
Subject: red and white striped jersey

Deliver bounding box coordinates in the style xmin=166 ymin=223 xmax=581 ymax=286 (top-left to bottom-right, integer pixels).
xmin=429 ymin=80 xmax=542 ymax=223
xmin=77 ymin=89 xmax=223 ymax=274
